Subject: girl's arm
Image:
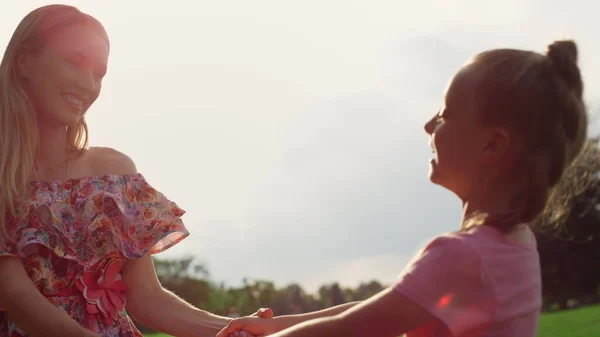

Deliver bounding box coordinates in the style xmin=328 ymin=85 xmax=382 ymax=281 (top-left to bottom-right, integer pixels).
xmin=276 ymin=301 xmax=360 ymax=327
xmin=267 ymin=237 xmax=488 ymax=337
xmin=216 ymin=301 xmax=361 ymax=337
xmin=217 ymin=288 xmax=436 ymax=337
xmin=0 ymin=257 xmax=100 ymax=337
xmin=269 ymin=287 xmax=437 ymax=337
xmin=123 ymin=254 xmax=233 ymax=337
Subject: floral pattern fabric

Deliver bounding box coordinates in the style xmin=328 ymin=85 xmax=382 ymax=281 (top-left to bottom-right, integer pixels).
xmin=0 ymin=173 xmax=189 ymax=337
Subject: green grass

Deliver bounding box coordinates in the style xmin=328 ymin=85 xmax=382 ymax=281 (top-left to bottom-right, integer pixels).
xmin=145 ymin=304 xmax=600 ymax=337
xmin=537 ymin=305 xmax=600 ymax=337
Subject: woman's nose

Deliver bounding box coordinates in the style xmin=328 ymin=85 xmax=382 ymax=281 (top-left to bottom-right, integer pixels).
xmin=75 ymin=69 xmax=97 ymax=95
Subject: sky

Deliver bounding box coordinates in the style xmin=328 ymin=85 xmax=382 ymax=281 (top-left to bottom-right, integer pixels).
xmin=2 ymin=0 xmax=599 ymax=293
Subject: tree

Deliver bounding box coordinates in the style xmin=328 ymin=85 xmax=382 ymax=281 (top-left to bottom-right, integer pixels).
xmin=318 ymin=283 xmax=346 ymax=308
xmin=349 ymin=280 xmax=386 ymax=301
xmin=152 ymin=256 xmax=213 ymax=310
xmin=535 ymin=138 xmax=600 ymax=310
xmin=152 ymin=255 xmax=209 ymax=283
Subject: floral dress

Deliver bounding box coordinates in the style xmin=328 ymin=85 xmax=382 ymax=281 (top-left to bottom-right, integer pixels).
xmin=0 ymin=173 xmax=189 ymax=337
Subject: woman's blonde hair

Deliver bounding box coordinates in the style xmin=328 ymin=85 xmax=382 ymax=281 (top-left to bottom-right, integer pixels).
xmin=0 ymin=5 xmax=108 ymax=233
xmin=464 ymin=40 xmax=588 ymax=233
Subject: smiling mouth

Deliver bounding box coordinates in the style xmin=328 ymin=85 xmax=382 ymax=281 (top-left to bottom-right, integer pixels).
xmin=428 ymin=142 xmax=438 ymax=162
xmin=62 ymin=93 xmax=85 ymax=111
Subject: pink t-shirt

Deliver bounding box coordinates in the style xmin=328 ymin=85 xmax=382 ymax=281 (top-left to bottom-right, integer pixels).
xmin=394 ymin=225 xmax=541 ymax=337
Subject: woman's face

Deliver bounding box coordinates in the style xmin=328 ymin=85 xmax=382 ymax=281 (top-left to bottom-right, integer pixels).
xmin=18 ymin=24 xmax=109 ymax=128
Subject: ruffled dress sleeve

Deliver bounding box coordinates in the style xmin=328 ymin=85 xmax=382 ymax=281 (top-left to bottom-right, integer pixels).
xmin=7 ymin=173 xmax=189 ymax=266
xmin=113 ymin=173 xmax=190 ymax=258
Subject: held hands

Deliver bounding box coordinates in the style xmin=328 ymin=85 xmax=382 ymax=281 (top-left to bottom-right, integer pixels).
xmin=217 ymin=307 xmax=277 ymax=337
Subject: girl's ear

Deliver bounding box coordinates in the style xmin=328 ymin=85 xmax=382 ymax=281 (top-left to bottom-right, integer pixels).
xmin=482 ymin=127 xmax=510 ymax=164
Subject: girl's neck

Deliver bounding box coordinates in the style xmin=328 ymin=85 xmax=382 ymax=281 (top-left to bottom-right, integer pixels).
xmin=460 ymin=177 xmax=520 ymax=229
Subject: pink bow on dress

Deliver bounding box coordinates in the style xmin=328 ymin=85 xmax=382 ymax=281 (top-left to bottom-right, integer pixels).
xmin=75 ymin=258 xmax=129 ymax=324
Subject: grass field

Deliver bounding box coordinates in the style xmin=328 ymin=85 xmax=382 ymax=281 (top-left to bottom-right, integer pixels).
xmin=145 ymin=304 xmax=600 ymax=337
xmin=536 ymin=305 xmax=600 ymax=337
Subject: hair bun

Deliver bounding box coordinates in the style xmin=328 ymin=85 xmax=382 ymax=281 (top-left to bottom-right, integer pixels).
xmin=546 ymin=40 xmax=583 ymax=98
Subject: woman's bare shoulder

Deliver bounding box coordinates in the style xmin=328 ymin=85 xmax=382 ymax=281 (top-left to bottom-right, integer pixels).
xmin=83 ymin=146 xmax=138 ymax=176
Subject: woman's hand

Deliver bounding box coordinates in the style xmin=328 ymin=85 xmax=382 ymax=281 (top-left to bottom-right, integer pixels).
xmin=217 ymin=308 xmax=276 ymax=337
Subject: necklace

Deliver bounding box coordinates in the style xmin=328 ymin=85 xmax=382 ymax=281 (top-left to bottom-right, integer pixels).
xmin=54 ymin=147 xmax=69 ymax=203
xmin=64 ymin=146 xmax=69 ymax=180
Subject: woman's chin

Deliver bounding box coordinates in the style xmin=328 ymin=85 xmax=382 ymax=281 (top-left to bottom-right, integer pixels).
xmin=60 ymin=114 xmax=85 ymax=128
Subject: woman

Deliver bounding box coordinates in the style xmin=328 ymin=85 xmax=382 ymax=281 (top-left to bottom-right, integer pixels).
xmin=0 ymin=4 xmax=269 ymax=337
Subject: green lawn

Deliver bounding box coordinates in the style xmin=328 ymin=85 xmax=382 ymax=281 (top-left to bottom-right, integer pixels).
xmin=537 ymin=305 xmax=600 ymax=337
xmin=145 ymin=304 xmax=600 ymax=337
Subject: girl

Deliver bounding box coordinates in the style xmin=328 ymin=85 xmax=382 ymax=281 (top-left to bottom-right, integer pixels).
xmin=0 ymin=5 xmax=271 ymax=337
xmin=217 ymin=39 xmax=588 ymax=337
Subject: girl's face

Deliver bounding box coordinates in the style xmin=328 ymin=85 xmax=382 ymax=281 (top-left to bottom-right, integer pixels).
xmin=424 ymin=66 xmax=506 ymax=200
xmin=17 ymin=24 xmax=109 ymax=128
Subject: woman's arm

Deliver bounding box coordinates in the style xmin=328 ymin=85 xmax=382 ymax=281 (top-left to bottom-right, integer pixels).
xmin=123 ymin=254 xmax=232 ymax=337
xmin=93 ymin=148 xmax=230 ymax=336
xmin=0 ymin=257 xmax=100 ymax=337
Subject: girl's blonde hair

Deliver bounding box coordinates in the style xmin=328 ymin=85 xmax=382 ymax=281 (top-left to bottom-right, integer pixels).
xmin=465 ymin=40 xmax=588 ymax=233
xmin=0 ymin=5 xmax=108 ymax=233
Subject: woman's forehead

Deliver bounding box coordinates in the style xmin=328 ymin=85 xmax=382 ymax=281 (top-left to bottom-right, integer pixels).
xmin=45 ymin=24 xmax=109 ymax=62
